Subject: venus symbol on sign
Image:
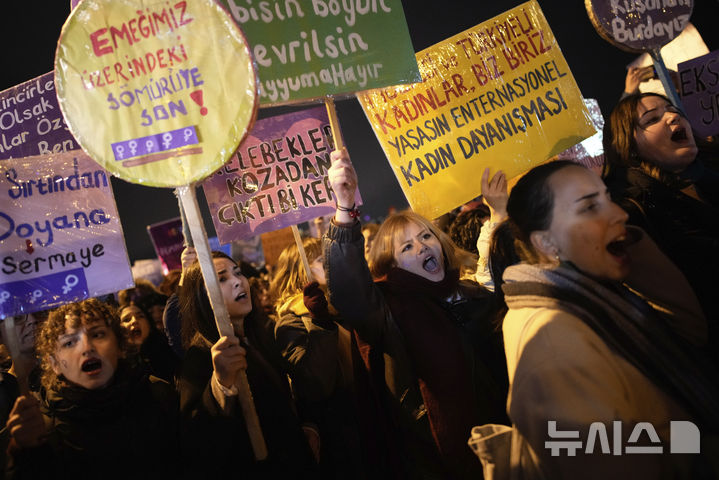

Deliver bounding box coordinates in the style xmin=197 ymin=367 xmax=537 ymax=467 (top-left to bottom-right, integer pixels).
xmin=129 ymin=140 xmax=138 ymax=156
xmin=183 ymin=128 xmax=193 ymax=142
xmin=29 ymin=290 xmax=42 ymax=303
xmin=115 ymin=145 xmax=125 ymax=159
xmin=0 ymin=291 xmax=9 ymax=305
xmin=62 ymin=274 xmax=79 ymax=294
xmin=162 ymin=132 xmax=173 ymax=149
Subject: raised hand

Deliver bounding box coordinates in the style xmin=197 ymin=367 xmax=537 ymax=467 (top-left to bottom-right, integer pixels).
xmin=328 ymin=148 xmax=358 ymax=224
xmin=624 ymin=65 xmax=654 ymax=96
xmin=481 ymin=167 xmax=508 ymax=222
xmin=179 ymin=246 xmax=197 ymax=287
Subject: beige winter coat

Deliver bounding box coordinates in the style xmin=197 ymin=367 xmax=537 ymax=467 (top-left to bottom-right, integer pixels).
xmin=503 ymin=228 xmax=710 ymax=479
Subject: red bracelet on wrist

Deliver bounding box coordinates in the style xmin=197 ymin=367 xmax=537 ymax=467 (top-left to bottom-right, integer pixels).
xmin=337 ymin=203 xmax=361 ymax=219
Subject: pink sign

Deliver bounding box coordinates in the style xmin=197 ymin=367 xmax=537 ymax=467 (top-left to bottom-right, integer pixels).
xmin=202 ymin=106 xmax=360 ymax=243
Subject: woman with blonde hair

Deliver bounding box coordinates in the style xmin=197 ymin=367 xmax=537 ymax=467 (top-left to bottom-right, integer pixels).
xmin=269 ymin=237 xmax=381 ymax=479
xmin=269 ymin=238 xmax=324 ymax=310
xmin=324 ymin=148 xmax=509 ymax=480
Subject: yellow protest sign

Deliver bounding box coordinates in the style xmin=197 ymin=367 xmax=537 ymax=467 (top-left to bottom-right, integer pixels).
xmin=358 ymin=0 xmax=595 ymax=219
xmin=55 ymin=0 xmax=258 ymax=187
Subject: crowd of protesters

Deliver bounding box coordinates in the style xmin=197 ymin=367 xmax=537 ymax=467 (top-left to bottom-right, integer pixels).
xmin=1 ymin=85 xmax=718 ymax=480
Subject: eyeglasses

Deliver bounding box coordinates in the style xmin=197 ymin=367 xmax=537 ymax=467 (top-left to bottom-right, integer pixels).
xmin=635 ymin=104 xmax=683 ymax=130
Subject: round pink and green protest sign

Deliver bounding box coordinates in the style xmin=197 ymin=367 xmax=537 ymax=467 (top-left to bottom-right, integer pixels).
xmin=55 ymin=0 xmax=258 ymax=187
xmin=585 ymin=0 xmax=693 ymax=53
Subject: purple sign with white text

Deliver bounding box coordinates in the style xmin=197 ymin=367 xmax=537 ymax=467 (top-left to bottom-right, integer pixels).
xmin=586 ymin=0 xmax=693 ymax=53
xmin=112 ymin=126 xmax=200 ymax=162
xmin=202 ymin=106 xmax=360 ymax=243
xmin=0 ymin=72 xmax=79 ymax=160
xmin=679 ymin=50 xmax=719 ymax=138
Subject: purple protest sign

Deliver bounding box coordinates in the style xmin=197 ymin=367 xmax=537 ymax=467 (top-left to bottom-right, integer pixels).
xmin=0 ymin=72 xmax=79 ymax=160
xmin=147 ymin=217 xmax=185 ymax=273
xmin=586 ymin=0 xmax=693 ymax=53
xmin=202 ymin=105 xmax=360 ymax=243
xmin=111 ymin=126 xmax=200 ymax=162
xmin=0 ymin=268 xmax=88 ymax=318
xmin=678 ymin=50 xmax=719 ymax=138
xmin=0 ymin=150 xmax=133 ymax=317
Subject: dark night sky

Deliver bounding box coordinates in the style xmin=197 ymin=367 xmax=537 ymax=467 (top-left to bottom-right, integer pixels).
xmin=2 ymin=0 xmax=718 ymax=263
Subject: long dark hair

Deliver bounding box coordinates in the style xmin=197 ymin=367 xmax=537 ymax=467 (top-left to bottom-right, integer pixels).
xmin=118 ymin=302 xmax=158 ymax=334
xmin=178 ymin=251 xmax=286 ymax=377
xmin=178 ymin=251 xmax=244 ymax=349
xmin=603 ymin=92 xmax=693 ymax=185
xmin=489 ymin=160 xmax=577 ymax=303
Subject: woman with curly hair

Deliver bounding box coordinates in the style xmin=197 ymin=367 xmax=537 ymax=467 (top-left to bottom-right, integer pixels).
xmin=4 ymin=298 xmax=180 ymax=478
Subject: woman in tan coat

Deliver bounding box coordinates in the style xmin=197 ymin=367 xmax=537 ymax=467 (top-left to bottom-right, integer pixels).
xmin=489 ymin=160 xmax=718 ymax=479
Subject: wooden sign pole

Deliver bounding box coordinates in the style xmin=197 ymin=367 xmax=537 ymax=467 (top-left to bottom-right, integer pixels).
xmin=1 ymin=318 xmax=29 ymax=396
xmin=177 ymin=184 xmax=268 ymax=461
xmin=291 ymin=225 xmax=313 ymax=284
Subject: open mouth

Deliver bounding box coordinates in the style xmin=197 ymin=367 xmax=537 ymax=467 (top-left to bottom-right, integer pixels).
xmin=129 ymin=328 xmax=143 ymax=340
xmin=81 ymin=358 xmax=102 ymax=373
xmin=670 ymin=127 xmax=688 ymax=142
xmin=606 ymin=237 xmax=628 ymax=258
xmin=606 ymin=229 xmax=640 ymax=259
xmin=234 ymin=292 xmax=248 ymax=302
xmin=422 ymin=255 xmax=440 ymax=273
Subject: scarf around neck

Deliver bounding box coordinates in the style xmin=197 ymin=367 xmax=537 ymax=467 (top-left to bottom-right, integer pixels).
xmin=502 ymin=262 xmax=719 ymax=431
xmin=380 ymin=267 xmax=484 ymax=478
xmin=44 ymin=360 xmax=144 ymax=422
